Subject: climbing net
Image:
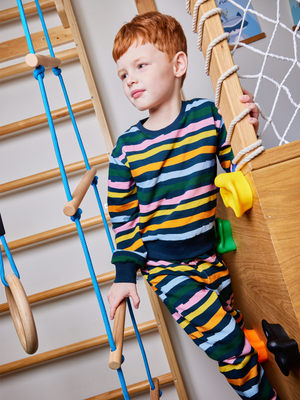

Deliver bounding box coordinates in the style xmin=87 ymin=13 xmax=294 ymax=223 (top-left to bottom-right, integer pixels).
xmin=187 ymin=0 xmax=300 ymax=150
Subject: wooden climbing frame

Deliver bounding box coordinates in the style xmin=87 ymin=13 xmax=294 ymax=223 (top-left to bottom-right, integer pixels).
xmin=187 ymin=1 xmax=300 ymax=399
xmin=0 ymin=1 xmax=188 ymax=399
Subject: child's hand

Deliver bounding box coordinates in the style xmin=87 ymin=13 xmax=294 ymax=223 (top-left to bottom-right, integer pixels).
xmin=218 ymin=88 xmax=260 ymax=135
xmin=239 ymin=88 xmax=259 ymax=135
xmin=107 ymin=282 xmax=140 ymax=320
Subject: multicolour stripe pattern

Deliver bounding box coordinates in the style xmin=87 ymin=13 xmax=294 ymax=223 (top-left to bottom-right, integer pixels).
xmin=108 ymin=99 xmax=233 ymax=282
xmin=142 ymin=252 xmax=279 ymax=400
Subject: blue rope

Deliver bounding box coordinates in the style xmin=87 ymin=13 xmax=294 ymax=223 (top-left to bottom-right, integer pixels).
xmin=18 ymin=1 xmax=159 ymax=397
xmin=16 ymin=0 xmax=35 ymax=54
xmin=0 ymin=248 xmax=6 ymax=287
xmin=92 ymin=178 xmax=115 ymax=252
xmin=34 ymin=0 xmax=55 ymax=57
xmin=16 ymin=2 xmax=130 ymax=399
xmin=34 ymin=0 xmax=90 ymax=170
xmin=0 ymin=235 xmax=20 ymax=287
xmin=91 ymin=182 xmax=158 ymax=394
xmin=33 ymin=67 xmax=72 ymax=201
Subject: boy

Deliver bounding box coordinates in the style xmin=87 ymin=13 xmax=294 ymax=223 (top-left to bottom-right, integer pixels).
xmin=107 ymin=11 xmax=279 ymax=400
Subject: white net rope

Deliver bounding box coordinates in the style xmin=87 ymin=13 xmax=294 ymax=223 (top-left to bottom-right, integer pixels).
xmin=186 ymin=0 xmax=300 ymax=155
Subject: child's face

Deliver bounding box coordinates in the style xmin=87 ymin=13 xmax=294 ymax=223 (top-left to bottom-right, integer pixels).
xmin=117 ymin=41 xmax=178 ymax=114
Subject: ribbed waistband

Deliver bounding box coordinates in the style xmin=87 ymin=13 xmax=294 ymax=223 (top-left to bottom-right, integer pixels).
xmin=144 ymin=230 xmax=215 ymax=262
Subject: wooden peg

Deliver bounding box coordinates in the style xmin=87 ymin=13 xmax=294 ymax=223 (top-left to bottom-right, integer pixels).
xmin=25 ymin=53 xmax=61 ymax=68
xmin=109 ymin=299 xmax=126 ymax=370
xmin=63 ymin=167 xmax=97 ymax=217
xmin=5 ymin=274 xmax=38 ymax=355
xmin=54 ymin=0 xmax=70 ymax=28
xmin=150 ymin=377 xmax=160 ymax=399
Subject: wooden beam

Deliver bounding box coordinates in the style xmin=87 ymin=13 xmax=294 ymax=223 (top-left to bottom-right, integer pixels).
xmin=54 ymin=0 xmax=70 ymax=28
xmin=0 ymin=154 xmax=109 ymax=194
xmin=134 ymin=0 xmax=157 ymax=14
xmin=85 ymin=372 xmax=173 ymax=400
xmin=0 ymin=0 xmax=55 ymax=23
xmin=0 ymin=25 xmax=73 ymax=63
xmin=188 ymin=0 xmax=257 ymax=170
xmin=0 ymin=320 xmax=158 ymax=375
xmin=0 ymin=99 xmax=93 ymax=136
xmin=0 ymin=213 xmax=110 ymax=253
xmin=0 ymin=271 xmax=116 ymax=314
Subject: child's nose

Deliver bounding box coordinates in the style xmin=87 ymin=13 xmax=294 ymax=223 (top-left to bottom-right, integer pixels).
xmin=128 ymin=73 xmax=137 ymax=86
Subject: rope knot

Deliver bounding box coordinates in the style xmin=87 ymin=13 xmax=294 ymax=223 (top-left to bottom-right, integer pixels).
xmin=33 ymin=65 xmax=45 ymax=80
xmin=52 ymin=67 xmax=62 ymax=76
xmin=92 ymin=175 xmax=98 ymax=186
xmin=71 ymin=208 xmax=82 ymax=221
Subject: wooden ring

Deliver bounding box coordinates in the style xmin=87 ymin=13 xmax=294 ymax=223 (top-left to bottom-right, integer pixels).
xmin=5 ymin=274 xmax=38 ymax=354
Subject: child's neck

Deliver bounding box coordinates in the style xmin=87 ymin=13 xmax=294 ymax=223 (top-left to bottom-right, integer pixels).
xmin=143 ymin=96 xmax=182 ymax=131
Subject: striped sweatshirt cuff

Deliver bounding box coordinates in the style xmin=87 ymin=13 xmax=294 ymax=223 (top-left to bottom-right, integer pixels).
xmin=114 ymin=262 xmax=139 ymax=283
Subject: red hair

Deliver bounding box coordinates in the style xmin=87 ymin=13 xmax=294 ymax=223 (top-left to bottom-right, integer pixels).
xmin=112 ymin=11 xmax=188 ymax=84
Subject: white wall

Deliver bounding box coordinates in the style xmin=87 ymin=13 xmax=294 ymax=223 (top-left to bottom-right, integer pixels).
xmin=0 ymin=1 xmax=299 ymax=399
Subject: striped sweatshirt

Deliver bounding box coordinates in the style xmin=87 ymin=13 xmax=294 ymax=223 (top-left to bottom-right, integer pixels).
xmin=108 ymin=99 xmax=233 ymax=283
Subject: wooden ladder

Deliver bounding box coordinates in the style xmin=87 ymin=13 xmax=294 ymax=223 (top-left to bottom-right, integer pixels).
xmin=0 ymin=1 xmax=188 ymax=399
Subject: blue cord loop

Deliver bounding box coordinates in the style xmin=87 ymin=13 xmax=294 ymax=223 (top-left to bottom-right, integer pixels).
xmin=52 ymin=67 xmax=62 ymax=76
xmin=0 ymin=235 xmax=20 ymax=287
xmin=0 ymin=250 xmax=8 ymax=287
xmin=33 ymin=65 xmax=45 ymax=80
xmin=0 ymin=215 xmax=20 ymax=287
xmin=71 ymin=208 xmax=82 ymax=222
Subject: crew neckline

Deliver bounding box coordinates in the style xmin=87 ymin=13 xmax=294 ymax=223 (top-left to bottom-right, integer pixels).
xmin=136 ymin=101 xmax=186 ymax=135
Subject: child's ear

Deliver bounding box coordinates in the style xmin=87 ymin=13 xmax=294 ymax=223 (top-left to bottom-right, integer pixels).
xmin=174 ymin=51 xmax=188 ymax=79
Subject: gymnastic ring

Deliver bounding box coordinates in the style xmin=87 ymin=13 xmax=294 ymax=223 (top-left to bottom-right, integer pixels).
xmin=5 ymin=274 xmax=38 ymax=354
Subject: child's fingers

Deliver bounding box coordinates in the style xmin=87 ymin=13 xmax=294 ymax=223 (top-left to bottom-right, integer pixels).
xmin=110 ymin=304 xmax=117 ymax=320
xmin=249 ymin=117 xmax=259 ymax=134
xmin=131 ymin=292 xmax=140 ymax=309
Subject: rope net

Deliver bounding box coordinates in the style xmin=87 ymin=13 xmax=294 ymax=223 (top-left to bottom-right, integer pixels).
xmin=187 ymin=0 xmax=300 ymax=151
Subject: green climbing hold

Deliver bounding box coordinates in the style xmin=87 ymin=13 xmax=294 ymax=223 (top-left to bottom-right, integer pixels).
xmin=215 ymin=217 xmax=236 ymax=254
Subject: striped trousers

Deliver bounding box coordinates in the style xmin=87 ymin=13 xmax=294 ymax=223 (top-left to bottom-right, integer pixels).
xmin=142 ymin=250 xmax=279 ymax=400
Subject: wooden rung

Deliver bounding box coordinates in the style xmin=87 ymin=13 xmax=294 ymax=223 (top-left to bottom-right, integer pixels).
xmin=85 ymin=373 xmax=173 ymax=400
xmin=108 ymin=299 xmax=126 ymax=370
xmin=25 ymin=53 xmax=61 ymax=68
xmin=0 ymin=48 xmax=78 ymax=81
xmin=63 ymin=167 xmax=97 ymax=216
xmin=0 ymin=99 xmax=92 ymax=136
xmin=150 ymin=377 xmax=160 ymax=400
xmin=0 ymin=213 xmax=110 ymax=253
xmin=1 ymin=48 xmax=77 ymax=79
xmin=0 ymin=26 xmax=73 ymax=63
xmin=0 ymin=270 xmax=116 ymax=314
xmin=54 ymin=0 xmax=69 ymax=28
xmin=0 ymin=0 xmax=55 ymax=23
xmin=0 ymin=320 xmax=158 ymax=375
xmin=0 ymin=154 xmax=109 ymax=194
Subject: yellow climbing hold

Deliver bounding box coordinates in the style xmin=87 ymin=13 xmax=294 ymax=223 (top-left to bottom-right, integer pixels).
xmin=215 ymin=171 xmax=253 ymax=218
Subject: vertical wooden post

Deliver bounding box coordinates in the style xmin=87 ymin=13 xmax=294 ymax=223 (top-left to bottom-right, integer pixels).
xmin=61 ymin=0 xmax=114 ymax=154
xmin=134 ymin=0 xmax=157 ymax=14
xmin=145 ymin=281 xmax=188 ymax=400
xmin=188 ymin=0 xmax=257 ymax=168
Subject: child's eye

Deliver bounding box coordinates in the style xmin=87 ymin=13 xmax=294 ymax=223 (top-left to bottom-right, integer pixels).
xmin=138 ymin=63 xmax=146 ymax=69
xmin=121 ymin=73 xmax=128 ymax=80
